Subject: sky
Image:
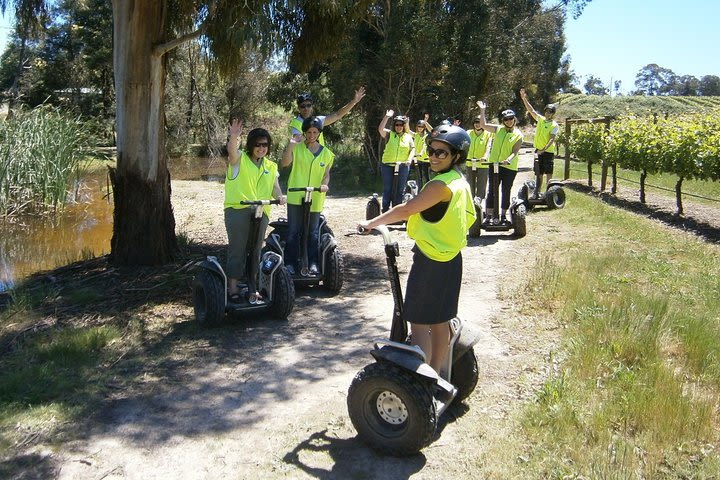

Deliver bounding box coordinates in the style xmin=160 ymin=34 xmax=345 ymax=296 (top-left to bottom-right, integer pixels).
xmin=564 ymin=0 xmax=720 ymax=93
xmin=1 ymin=1 xmax=719 ymax=95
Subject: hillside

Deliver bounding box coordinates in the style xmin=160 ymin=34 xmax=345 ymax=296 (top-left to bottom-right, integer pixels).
xmin=553 ymin=93 xmax=720 ymax=120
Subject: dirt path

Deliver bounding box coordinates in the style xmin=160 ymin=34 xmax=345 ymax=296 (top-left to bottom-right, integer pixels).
xmin=33 ymin=151 xmax=639 ymax=479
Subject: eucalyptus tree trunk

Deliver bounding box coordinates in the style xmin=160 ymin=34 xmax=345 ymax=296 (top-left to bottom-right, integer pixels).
xmin=109 ymin=0 xmax=177 ymax=265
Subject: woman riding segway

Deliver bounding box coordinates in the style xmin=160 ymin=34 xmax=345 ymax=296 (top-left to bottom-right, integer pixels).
xmin=475 ymin=101 xmax=523 ymax=226
xmin=224 ymin=120 xmax=286 ymax=303
xmin=281 ymin=116 xmax=334 ymax=277
xmin=359 ymin=124 xmax=476 ymax=374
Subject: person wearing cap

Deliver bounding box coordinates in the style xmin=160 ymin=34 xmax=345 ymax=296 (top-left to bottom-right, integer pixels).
xmin=377 ymin=110 xmax=416 ymax=212
xmin=281 ymin=116 xmax=335 ymax=276
xmin=466 ymin=115 xmax=493 ymax=202
xmin=225 ymin=119 xmax=286 ymax=303
xmin=359 ymin=124 xmax=476 ymax=374
xmin=289 ymin=87 xmax=366 ymax=145
xmin=413 ymin=114 xmax=433 ymax=187
xmin=475 ymin=100 xmax=523 ymax=226
xmin=520 ymin=88 xmax=559 ymax=198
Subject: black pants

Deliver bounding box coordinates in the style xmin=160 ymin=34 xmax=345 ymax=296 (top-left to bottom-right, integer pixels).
xmin=486 ymin=167 xmax=517 ymax=210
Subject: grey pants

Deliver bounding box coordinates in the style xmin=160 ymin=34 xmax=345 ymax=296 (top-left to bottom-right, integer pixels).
xmin=224 ymin=207 xmax=269 ymax=290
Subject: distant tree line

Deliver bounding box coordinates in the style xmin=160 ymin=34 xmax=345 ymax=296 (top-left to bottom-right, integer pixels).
xmin=578 ymin=64 xmax=720 ymax=97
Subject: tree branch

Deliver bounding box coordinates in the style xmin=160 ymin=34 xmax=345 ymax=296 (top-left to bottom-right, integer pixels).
xmin=152 ymin=0 xmax=219 ymax=57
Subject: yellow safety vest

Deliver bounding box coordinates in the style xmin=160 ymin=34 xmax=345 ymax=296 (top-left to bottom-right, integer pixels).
xmin=287 ymin=143 xmax=335 ymax=212
xmin=224 ymin=151 xmax=278 ymax=217
xmin=488 ymin=127 xmax=523 ymax=171
xmin=289 ymin=116 xmax=325 ymax=146
xmin=534 ymin=115 xmax=558 ymax=154
xmin=413 ymin=132 xmax=429 ymax=162
xmin=407 ymin=169 xmax=476 ymax=262
xmin=466 ymin=129 xmax=492 ymax=168
xmin=382 ymin=132 xmax=414 ymax=165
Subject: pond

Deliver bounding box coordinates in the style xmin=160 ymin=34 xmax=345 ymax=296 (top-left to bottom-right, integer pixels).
xmin=0 ymin=156 xmax=226 ymax=292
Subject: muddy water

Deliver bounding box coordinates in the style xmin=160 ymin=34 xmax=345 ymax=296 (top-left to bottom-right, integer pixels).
xmin=0 ymin=157 xmax=226 ymax=291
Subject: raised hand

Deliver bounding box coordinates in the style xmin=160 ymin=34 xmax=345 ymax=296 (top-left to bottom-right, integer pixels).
xmin=228 ymin=118 xmax=243 ymax=137
xmin=520 ymin=88 xmax=527 ymax=99
xmin=354 ymin=86 xmax=366 ymax=104
xmin=476 ymin=101 xmax=486 ymax=110
xmin=386 ymin=109 xmax=394 ymax=117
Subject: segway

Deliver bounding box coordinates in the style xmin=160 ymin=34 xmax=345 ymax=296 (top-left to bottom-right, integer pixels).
xmin=347 ymin=225 xmax=481 ymax=456
xmin=517 ymin=153 xmax=566 ymax=210
xmin=266 ymin=186 xmax=343 ymax=293
xmin=366 ymin=161 xmax=411 ymax=220
xmin=466 ymin=157 xmax=485 ymax=238
xmin=478 ymin=160 xmax=527 ymax=237
xmin=192 ymin=199 xmax=295 ymax=327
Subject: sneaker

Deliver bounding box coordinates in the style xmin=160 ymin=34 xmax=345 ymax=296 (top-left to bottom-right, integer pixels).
xmin=286 ymin=264 xmax=297 ymax=276
xmin=481 ymin=217 xmax=492 ymax=227
xmin=501 ymin=217 xmax=512 ymax=226
xmin=309 ymin=263 xmax=319 ymax=275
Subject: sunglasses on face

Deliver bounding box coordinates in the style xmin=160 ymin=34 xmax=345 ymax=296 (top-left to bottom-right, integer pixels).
xmin=254 ymin=142 xmax=269 ymax=148
xmin=427 ymin=146 xmax=450 ymax=159
xmin=394 ymin=123 xmax=405 ymax=127
xmin=299 ymin=103 xmax=312 ymax=109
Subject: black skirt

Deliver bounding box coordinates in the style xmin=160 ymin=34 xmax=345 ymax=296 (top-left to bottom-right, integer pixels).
xmin=403 ymin=245 xmax=462 ymax=325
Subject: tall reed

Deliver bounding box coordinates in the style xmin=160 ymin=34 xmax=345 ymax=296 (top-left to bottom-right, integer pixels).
xmin=0 ymin=105 xmax=92 ymax=216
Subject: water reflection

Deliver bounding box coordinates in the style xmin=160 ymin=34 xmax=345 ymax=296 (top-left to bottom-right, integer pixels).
xmin=0 ymin=156 xmax=225 ymax=290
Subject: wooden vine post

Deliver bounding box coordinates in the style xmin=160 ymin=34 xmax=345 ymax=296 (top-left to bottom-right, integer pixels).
xmin=563 ymin=116 xmax=613 ymax=189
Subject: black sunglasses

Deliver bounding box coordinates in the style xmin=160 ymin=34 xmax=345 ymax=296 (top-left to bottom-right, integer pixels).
xmin=254 ymin=142 xmax=269 ymax=148
xmin=394 ymin=123 xmax=405 ymax=127
xmin=299 ymin=103 xmax=313 ymax=108
xmin=427 ymin=146 xmax=450 ymax=159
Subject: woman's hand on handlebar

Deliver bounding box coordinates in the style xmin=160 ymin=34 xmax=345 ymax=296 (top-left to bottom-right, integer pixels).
xmin=278 ymin=195 xmax=287 ymax=205
xmin=357 ymin=220 xmax=372 ymax=234
xmin=320 ymin=185 xmax=329 ymax=193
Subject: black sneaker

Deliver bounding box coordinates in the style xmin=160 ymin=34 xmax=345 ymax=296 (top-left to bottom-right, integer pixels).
xmin=286 ymin=264 xmax=297 ymax=276
xmin=501 ymin=217 xmax=512 ymax=226
xmin=309 ymin=263 xmax=319 ymax=275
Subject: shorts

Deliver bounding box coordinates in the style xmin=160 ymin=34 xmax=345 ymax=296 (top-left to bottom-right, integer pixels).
xmin=403 ymin=245 xmax=462 ymax=325
xmin=536 ymin=150 xmax=555 ymax=175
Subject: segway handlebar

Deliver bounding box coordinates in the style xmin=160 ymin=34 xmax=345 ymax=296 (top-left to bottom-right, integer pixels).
xmin=357 ymin=224 xmax=392 ymax=245
xmin=288 ymin=187 xmax=323 ymax=192
xmin=240 ymin=199 xmax=281 ymax=206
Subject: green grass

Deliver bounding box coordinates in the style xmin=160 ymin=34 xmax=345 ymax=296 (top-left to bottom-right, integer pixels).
xmin=554 ymin=159 xmax=720 ymax=206
xmin=496 ymin=191 xmax=720 ymax=479
xmin=0 ymin=324 xmax=122 ymax=450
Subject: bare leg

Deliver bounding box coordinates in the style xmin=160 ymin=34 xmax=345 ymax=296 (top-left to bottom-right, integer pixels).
xmin=545 ymin=173 xmax=552 ymax=190
xmin=410 ymin=323 xmax=432 ymax=363
xmin=429 ymin=322 xmax=451 ymax=376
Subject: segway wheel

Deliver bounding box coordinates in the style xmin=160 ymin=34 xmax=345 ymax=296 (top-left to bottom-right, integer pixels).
xmin=268 ymin=266 xmax=295 ymax=319
xmin=366 ymin=198 xmax=380 ymax=220
xmin=518 ymin=183 xmax=529 ymax=202
xmin=512 ymin=204 xmax=527 ymax=238
xmin=192 ymin=269 xmax=225 ymax=327
xmin=323 ymin=247 xmax=343 ymax=294
xmin=468 ymin=205 xmax=482 ymax=238
xmin=451 ymin=348 xmax=479 ymax=403
xmin=347 ymin=362 xmax=437 ymax=456
xmin=545 ymin=185 xmax=566 ymax=209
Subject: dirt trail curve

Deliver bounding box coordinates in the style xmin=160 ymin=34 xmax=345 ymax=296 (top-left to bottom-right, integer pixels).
xmin=52 ymin=150 xmax=565 ymax=479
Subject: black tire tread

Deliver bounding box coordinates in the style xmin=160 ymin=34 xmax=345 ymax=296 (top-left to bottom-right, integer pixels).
xmin=192 ymin=269 xmax=225 ymax=327
xmin=269 ymin=266 xmax=295 ymax=319
xmin=451 ymin=348 xmax=479 ymax=402
xmin=347 ymin=362 xmax=437 ymax=456
xmin=323 ymin=248 xmax=343 ymax=294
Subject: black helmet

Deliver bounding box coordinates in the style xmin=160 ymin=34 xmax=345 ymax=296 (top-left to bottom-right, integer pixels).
xmin=296 ymin=92 xmax=313 ymax=105
xmin=427 ymin=125 xmax=471 ymax=153
xmin=501 ymin=109 xmax=516 ymax=120
xmin=544 ymin=103 xmax=557 ymax=114
xmin=393 ymin=115 xmax=407 ymax=124
xmin=301 ymin=116 xmax=324 ymax=133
